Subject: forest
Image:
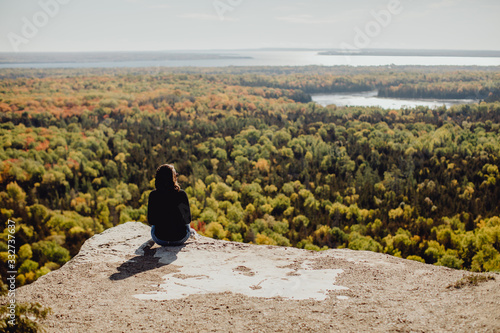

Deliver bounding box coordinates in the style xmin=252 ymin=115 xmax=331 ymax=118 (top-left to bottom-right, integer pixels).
xmin=0 ymin=66 xmax=500 ymax=288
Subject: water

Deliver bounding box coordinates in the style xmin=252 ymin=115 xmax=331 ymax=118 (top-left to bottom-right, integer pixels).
xmin=1 ymin=50 xmax=500 ymax=68
xmin=311 ymin=91 xmax=478 ymax=109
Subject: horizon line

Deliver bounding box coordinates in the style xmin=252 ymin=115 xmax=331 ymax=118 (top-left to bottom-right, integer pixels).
xmin=2 ymin=47 xmax=500 ymax=54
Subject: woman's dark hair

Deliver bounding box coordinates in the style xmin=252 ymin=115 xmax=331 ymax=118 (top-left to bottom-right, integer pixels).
xmin=155 ymin=164 xmax=180 ymax=192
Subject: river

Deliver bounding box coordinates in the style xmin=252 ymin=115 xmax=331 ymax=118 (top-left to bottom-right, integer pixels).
xmin=311 ymin=91 xmax=478 ymax=109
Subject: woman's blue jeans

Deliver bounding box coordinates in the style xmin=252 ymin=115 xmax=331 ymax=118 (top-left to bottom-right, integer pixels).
xmin=151 ymin=225 xmax=190 ymax=246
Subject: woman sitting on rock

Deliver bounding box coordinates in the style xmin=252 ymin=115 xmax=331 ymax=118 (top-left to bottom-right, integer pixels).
xmin=148 ymin=164 xmax=192 ymax=246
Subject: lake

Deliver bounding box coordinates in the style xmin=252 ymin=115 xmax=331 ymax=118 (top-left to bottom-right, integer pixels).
xmin=1 ymin=50 xmax=500 ymax=68
xmin=311 ymin=91 xmax=478 ymax=109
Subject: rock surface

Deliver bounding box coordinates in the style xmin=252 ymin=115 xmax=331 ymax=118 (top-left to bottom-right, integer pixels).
xmin=14 ymin=222 xmax=500 ymax=332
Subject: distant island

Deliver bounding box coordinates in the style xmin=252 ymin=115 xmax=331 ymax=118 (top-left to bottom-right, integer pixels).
xmin=1 ymin=48 xmax=499 ymax=68
xmin=0 ymin=51 xmax=252 ymax=64
xmin=319 ymin=48 xmax=500 ymax=58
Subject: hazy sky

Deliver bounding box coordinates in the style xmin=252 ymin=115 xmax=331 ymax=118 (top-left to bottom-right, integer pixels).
xmin=0 ymin=0 xmax=499 ymax=52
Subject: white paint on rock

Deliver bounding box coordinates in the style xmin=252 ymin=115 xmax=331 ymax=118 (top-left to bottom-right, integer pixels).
xmin=79 ymin=222 xmax=348 ymax=301
xmin=134 ymin=244 xmax=348 ymax=301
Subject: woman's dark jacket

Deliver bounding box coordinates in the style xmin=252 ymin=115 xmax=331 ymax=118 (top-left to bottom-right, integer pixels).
xmin=148 ymin=188 xmax=191 ymax=241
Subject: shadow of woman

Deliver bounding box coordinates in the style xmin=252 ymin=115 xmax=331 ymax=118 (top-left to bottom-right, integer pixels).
xmin=109 ymin=239 xmax=186 ymax=281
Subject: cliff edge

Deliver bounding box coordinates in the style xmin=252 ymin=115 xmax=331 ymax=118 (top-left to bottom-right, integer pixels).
xmin=14 ymin=222 xmax=500 ymax=332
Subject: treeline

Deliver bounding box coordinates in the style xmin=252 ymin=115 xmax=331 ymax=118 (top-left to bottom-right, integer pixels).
xmin=1 ymin=68 xmax=500 ymax=288
xmin=1 ymin=66 xmax=499 ymax=100
xmin=202 ymin=69 xmax=500 ymax=100
xmin=378 ymin=80 xmax=500 ymax=101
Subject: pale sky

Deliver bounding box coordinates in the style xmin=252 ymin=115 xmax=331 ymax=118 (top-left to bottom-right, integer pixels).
xmin=0 ymin=0 xmax=499 ymax=52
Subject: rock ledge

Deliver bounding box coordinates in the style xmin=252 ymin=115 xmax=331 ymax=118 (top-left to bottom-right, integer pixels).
xmin=14 ymin=222 xmax=500 ymax=332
